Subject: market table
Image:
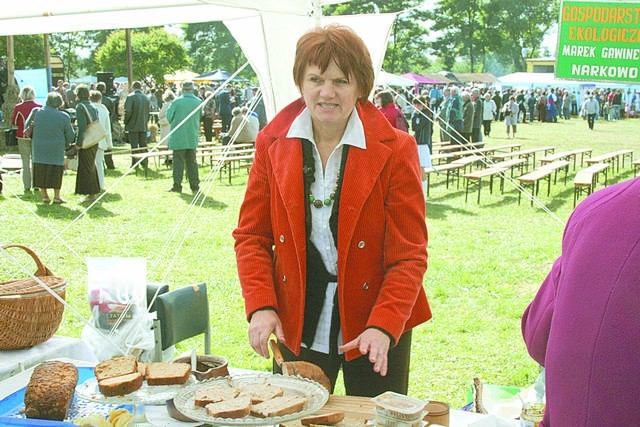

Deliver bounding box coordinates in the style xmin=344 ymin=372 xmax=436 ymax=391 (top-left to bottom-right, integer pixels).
xmin=0 ymin=336 xmax=97 ymax=381
xmin=0 ymin=360 xmax=505 ymax=427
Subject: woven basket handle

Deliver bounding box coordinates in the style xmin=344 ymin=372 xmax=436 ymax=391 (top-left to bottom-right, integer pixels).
xmin=1 ymin=244 xmax=53 ymax=277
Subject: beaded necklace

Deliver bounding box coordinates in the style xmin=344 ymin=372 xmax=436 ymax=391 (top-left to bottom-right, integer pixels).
xmin=302 ymin=139 xmax=350 ymax=212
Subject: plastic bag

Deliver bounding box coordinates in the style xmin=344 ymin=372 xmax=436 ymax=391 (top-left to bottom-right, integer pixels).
xmin=81 ymin=258 xmax=155 ymax=361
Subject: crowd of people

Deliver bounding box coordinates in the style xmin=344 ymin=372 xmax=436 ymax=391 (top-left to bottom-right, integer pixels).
xmin=2 ymin=74 xmax=266 ymax=200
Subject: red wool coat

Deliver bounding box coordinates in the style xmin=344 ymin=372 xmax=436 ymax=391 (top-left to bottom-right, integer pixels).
xmin=233 ymin=98 xmax=431 ymax=360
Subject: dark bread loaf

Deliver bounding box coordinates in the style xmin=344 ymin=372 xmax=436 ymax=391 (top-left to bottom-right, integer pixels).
xmin=24 ymin=361 xmax=79 ymax=421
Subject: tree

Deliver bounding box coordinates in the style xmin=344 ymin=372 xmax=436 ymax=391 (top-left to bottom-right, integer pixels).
xmin=324 ymin=0 xmax=432 ymax=74
xmin=427 ymin=0 xmax=485 ymax=73
xmin=0 ymin=35 xmax=46 ymax=69
xmin=94 ymin=28 xmax=188 ymax=85
xmin=183 ymin=21 xmax=253 ymax=79
xmin=50 ymin=32 xmax=91 ymax=79
xmin=483 ymin=0 xmax=558 ymax=72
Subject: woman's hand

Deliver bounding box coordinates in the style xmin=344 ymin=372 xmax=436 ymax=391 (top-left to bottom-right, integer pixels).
xmin=339 ymin=328 xmax=391 ymax=376
xmin=248 ymin=309 xmax=285 ymax=358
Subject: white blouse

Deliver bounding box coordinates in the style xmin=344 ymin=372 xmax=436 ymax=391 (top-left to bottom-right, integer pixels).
xmin=286 ymin=107 xmax=366 ymax=354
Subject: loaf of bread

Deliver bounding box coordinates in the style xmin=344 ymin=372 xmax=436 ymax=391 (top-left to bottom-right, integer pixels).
xmin=98 ymin=372 xmax=144 ymax=397
xmin=194 ymin=385 xmax=239 ymax=407
xmin=145 ymin=362 xmax=191 ymax=386
xmin=205 ymin=394 xmax=252 ymax=418
xmin=239 ymin=383 xmax=284 ymax=403
xmin=24 ymin=361 xmax=78 ymax=421
xmin=94 ymin=356 xmax=138 ymax=381
xmin=137 ymin=362 xmax=147 ymax=379
xmin=250 ymin=395 xmax=307 ymax=418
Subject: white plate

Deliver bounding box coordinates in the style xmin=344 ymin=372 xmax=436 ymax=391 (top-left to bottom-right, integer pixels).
xmin=173 ymin=373 xmax=329 ymax=426
xmin=76 ymin=376 xmax=197 ymax=405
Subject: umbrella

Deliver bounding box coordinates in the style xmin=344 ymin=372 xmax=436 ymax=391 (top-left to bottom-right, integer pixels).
xmin=193 ymin=69 xmax=247 ymax=83
xmin=401 ymin=72 xmax=445 ymax=84
xmin=376 ymin=71 xmax=415 ymax=87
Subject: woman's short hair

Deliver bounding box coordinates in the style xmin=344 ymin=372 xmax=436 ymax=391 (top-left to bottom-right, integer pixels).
xmin=376 ymin=91 xmax=395 ymax=107
xmin=89 ymin=90 xmax=102 ymax=103
xmin=19 ymin=86 xmax=36 ymax=101
xmin=232 ymin=107 xmax=242 ymax=116
xmin=293 ymin=24 xmax=374 ymax=100
xmin=75 ymin=84 xmax=90 ymax=101
xmin=46 ymin=91 xmax=64 ymax=108
xmin=163 ymin=89 xmax=175 ymax=102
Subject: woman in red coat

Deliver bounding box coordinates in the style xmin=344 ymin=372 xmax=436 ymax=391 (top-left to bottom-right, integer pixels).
xmin=233 ymin=25 xmax=430 ymax=396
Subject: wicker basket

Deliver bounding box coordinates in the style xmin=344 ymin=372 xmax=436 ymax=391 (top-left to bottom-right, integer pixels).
xmin=0 ymin=244 xmax=67 ymax=350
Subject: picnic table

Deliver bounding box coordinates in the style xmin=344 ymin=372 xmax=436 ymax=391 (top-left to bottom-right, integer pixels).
xmin=585 ymin=149 xmax=633 ymax=172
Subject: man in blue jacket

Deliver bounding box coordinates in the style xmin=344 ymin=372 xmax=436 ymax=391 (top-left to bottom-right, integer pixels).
xmin=167 ymin=81 xmax=202 ymax=194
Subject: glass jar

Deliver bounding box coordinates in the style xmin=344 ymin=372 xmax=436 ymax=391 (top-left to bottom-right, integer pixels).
xmin=521 ymin=401 xmax=545 ymax=427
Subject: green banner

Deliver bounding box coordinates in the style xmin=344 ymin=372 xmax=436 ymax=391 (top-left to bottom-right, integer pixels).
xmin=556 ymin=0 xmax=640 ymax=83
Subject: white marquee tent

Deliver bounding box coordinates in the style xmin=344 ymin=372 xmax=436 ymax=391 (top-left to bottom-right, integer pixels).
xmin=0 ymin=1 xmax=397 ymax=119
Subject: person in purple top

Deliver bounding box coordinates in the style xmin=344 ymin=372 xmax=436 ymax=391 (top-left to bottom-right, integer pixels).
xmin=522 ymin=177 xmax=640 ymax=426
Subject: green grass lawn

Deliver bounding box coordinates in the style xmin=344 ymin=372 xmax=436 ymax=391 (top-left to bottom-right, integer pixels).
xmin=0 ymin=116 xmax=638 ymax=408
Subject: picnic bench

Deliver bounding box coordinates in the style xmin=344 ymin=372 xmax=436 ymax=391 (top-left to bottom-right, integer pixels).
xmin=424 ymin=155 xmax=485 ymax=196
xmin=634 ymin=158 xmax=640 ymax=177
xmin=539 ymin=148 xmax=593 ymax=170
xmin=132 ymin=143 xmax=255 ymax=177
xmin=491 ymin=146 xmax=556 ymax=167
xmin=573 ymin=163 xmax=609 ymax=207
xmin=431 ymin=143 xmax=522 ymax=165
xmin=585 ymin=149 xmax=633 ymax=172
xmin=516 ymin=160 xmax=570 ymax=206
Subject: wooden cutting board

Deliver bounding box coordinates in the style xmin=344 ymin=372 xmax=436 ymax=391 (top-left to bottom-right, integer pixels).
xmin=283 ymin=395 xmax=374 ymax=426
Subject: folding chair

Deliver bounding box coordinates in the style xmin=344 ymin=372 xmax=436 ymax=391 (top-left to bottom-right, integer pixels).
xmin=152 ymin=282 xmax=211 ymax=362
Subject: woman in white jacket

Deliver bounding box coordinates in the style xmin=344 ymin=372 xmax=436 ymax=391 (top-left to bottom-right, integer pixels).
xmin=482 ymin=92 xmax=497 ymax=137
xmin=90 ymin=90 xmax=113 ymax=191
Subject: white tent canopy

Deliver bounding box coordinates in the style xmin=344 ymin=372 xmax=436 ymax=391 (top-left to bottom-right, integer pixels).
xmin=0 ymin=1 xmax=397 ymax=118
xmin=376 ymin=71 xmax=416 ymax=87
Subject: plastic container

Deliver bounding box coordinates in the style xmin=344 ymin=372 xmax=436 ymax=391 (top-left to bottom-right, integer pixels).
xmin=374 ymin=410 xmax=424 ymax=427
xmin=372 ymin=391 xmax=427 ymax=421
xmin=423 ymin=400 xmax=450 ymax=426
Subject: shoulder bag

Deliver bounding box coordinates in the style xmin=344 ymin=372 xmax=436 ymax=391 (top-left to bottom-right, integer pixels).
xmin=79 ymin=103 xmax=107 ymax=149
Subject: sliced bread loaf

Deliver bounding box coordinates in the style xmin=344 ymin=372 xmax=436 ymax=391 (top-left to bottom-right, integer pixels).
xmin=94 ymin=356 xmax=138 ymax=382
xmin=145 ymin=362 xmax=191 ymax=386
xmin=250 ymin=395 xmax=307 ymax=418
xmin=205 ymin=394 xmax=252 ymax=418
xmin=238 ymin=383 xmax=284 ymax=403
xmin=194 ymin=385 xmax=240 ymax=407
xmin=98 ymin=372 xmax=143 ymax=397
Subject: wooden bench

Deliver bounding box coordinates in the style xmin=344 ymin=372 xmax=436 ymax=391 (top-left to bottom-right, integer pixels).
xmin=586 ymin=149 xmax=633 ymax=172
xmin=573 ymin=163 xmax=609 ymax=207
xmin=431 ymin=144 xmax=522 ymax=165
xmin=463 ymin=166 xmax=508 ymax=204
xmin=634 ymin=158 xmax=640 ymax=177
xmin=492 ymin=157 xmax=528 ymax=178
xmin=516 ymin=160 xmax=570 ymax=206
xmin=539 ymin=148 xmax=593 ymax=170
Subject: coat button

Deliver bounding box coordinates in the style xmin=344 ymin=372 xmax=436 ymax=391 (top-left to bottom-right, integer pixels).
xmin=357 ymin=241 xmax=365 ymax=249
xmin=282 ymin=275 xmax=287 ymax=283
xmin=362 ymin=282 xmax=369 ymax=290
xmin=279 ymin=235 xmax=285 ymax=243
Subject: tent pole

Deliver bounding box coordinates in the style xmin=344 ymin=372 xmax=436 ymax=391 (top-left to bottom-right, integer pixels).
xmin=312 ymin=1 xmax=322 ymax=27
xmin=44 ymin=34 xmax=51 ymax=89
xmin=6 ymin=35 xmax=14 ymax=92
xmin=126 ymin=29 xmax=133 ymax=89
